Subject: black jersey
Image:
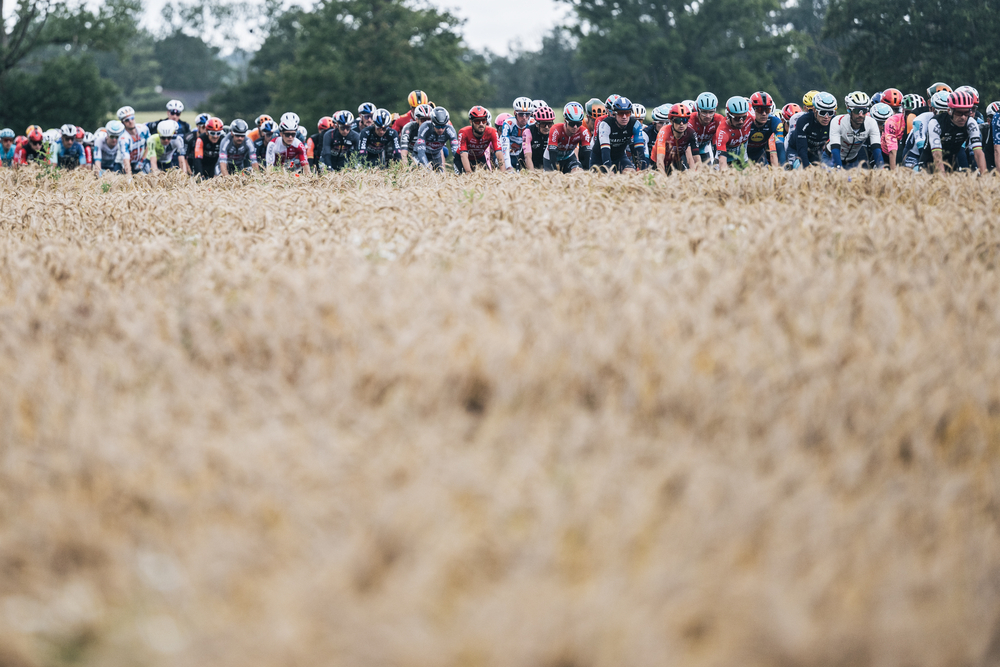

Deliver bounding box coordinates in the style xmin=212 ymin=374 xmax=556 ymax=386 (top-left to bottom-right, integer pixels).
xmin=793 ymin=111 xmax=831 ymax=166
xmin=358 ymin=126 xmax=401 ymax=165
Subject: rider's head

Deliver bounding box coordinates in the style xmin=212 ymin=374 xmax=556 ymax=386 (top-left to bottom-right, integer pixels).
xmin=206 ymin=117 xmax=224 ymax=143
xmin=533 ymin=105 xmax=555 ymax=134
xmin=812 ymin=92 xmax=837 ymax=126
xmin=750 ymin=92 xmax=773 ymax=123
xmin=948 ymin=91 xmax=976 ymax=127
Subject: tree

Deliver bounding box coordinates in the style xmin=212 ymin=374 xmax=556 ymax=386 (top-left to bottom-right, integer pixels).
xmin=153 ymin=30 xmax=233 ymax=90
xmin=824 ymin=0 xmax=1000 ymax=102
xmin=485 ymin=28 xmax=588 ymax=109
xmin=209 ymin=0 xmax=491 ymax=129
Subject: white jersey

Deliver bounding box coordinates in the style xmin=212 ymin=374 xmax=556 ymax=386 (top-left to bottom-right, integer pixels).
xmin=93 ymin=134 xmax=120 ymax=167
xmin=116 ymin=125 xmax=151 ymax=166
xmin=827 ymin=114 xmax=881 ymax=161
xmin=265 ymin=136 xmax=307 ymax=169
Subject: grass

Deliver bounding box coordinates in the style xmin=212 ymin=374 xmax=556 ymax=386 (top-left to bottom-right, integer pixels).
xmin=1 ymin=166 xmax=999 ymax=666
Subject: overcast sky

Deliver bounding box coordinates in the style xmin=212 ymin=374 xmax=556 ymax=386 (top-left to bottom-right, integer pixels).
xmin=134 ymin=0 xmax=569 ymax=55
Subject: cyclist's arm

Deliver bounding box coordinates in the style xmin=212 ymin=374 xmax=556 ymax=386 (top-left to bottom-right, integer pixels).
xmin=597 ymin=122 xmax=612 ymax=166
xmin=715 ymin=126 xmax=730 ymax=170
xmin=523 ymin=128 xmax=535 ymax=170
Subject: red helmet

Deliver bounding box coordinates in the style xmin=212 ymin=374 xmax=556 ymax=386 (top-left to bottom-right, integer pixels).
xmin=667 ymin=103 xmax=689 ymax=120
xmin=318 ymin=116 xmax=333 ymax=132
xmin=881 ymin=88 xmax=903 ymax=108
xmin=948 ymin=91 xmax=976 ymax=110
xmin=781 ymin=103 xmax=802 ymax=122
xmin=27 ymin=128 xmax=43 ymax=143
xmin=468 ymin=105 xmax=489 ymax=121
xmin=206 ymin=117 xmax=224 ymax=132
xmin=75 ymin=126 xmax=85 ymax=140
xmin=749 ymin=91 xmax=773 ymax=110
xmin=533 ymin=105 xmax=555 ymax=122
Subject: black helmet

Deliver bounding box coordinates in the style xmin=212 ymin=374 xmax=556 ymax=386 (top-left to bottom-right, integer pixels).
xmin=230 ymin=118 xmax=249 ymax=135
xmin=431 ymin=107 xmax=450 ymax=126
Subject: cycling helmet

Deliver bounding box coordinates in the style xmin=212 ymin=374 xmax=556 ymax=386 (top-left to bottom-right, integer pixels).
xmin=196 ymin=113 xmax=211 ymax=126
xmin=781 ymin=103 xmax=802 ymax=122
xmin=651 ymin=104 xmax=671 ymax=123
xmin=533 ymin=105 xmax=556 ymax=122
xmin=296 ymin=127 xmax=307 ymax=141
xmin=255 ymin=114 xmax=273 ymax=127
xmin=27 ymin=128 xmax=43 ymax=143
xmin=116 ymin=106 xmax=135 ymax=121
xmin=372 ymin=109 xmax=393 ymax=127
xmin=930 ymin=90 xmax=951 ymax=111
xmin=407 ymin=90 xmax=428 ymax=107
xmin=75 ymin=126 xmax=85 ymax=140
xmin=468 ymin=105 xmax=490 ymax=122
xmin=317 ymin=116 xmax=333 ymax=132
xmin=987 ymin=101 xmax=1000 ymax=118
xmin=870 ymin=92 xmax=882 ymax=105
xmin=0 ymin=128 xmax=14 ymax=140
xmin=948 ymin=90 xmax=976 ymax=110
xmin=156 ymin=119 xmax=178 ymax=138
xmin=926 ymin=82 xmax=952 ymax=98
xmin=357 ymin=102 xmax=376 ymax=115
xmin=205 ymin=117 xmax=224 ymax=133
xmin=431 ymin=107 xmax=450 ymax=126
xmin=881 ymin=88 xmax=903 ymax=108
xmin=166 ymin=99 xmax=184 ymax=113
xmin=955 ymin=85 xmax=979 ymax=106
xmin=414 ymin=103 xmax=433 ymax=120
xmin=667 ymin=103 xmax=689 ymax=120
xmin=563 ymin=102 xmax=586 ymax=123
xmin=902 ymin=94 xmax=924 ymax=111
xmin=279 ymin=112 xmax=300 ymax=132
xmin=749 ymin=91 xmax=773 ymax=110
xmin=259 ymin=120 xmax=276 ymax=133
xmin=812 ymin=92 xmax=837 ymax=113
xmin=513 ymin=97 xmax=533 ymax=112
xmin=726 ymin=96 xmax=749 ymax=115
xmin=531 ymin=99 xmax=548 ymax=110
xmin=495 ymin=112 xmax=513 ymax=129
xmin=82 ymin=132 xmax=94 ymax=145
xmin=802 ymin=90 xmax=819 ymax=109
xmin=605 ymin=94 xmax=621 ymax=112
xmin=696 ymin=92 xmax=718 ymax=111
xmin=60 ymin=123 xmax=76 ymax=138
xmin=869 ymin=103 xmax=893 ymax=122
xmin=612 ymin=96 xmax=633 ymax=113
xmin=105 ymin=120 xmax=125 ymax=137
xmin=845 ymin=91 xmax=871 ymax=110
xmin=586 ymin=100 xmax=606 ymax=120
xmin=44 ymin=129 xmax=61 ymax=143
xmin=333 ymin=110 xmax=354 ymax=126
xmin=230 ymin=118 xmax=249 ymax=135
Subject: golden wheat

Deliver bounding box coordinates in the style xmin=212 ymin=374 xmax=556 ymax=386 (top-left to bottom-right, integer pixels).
xmin=1 ymin=166 xmax=1000 ymax=667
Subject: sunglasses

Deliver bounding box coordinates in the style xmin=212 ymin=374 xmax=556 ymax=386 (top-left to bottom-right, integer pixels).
xmin=753 ymin=106 xmax=770 ymax=112
xmin=208 ymin=131 xmax=223 ymax=138
xmin=850 ymin=108 xmax=867 ymax=114
xmin=169 ymin=110 xmax=181 ymax=115
xmin=516 ymin=112 xmax=532 ymax=117
xmin=537 ymin=122 xmax=553 ymax=128
xmin=952 ymin=110 xmax=973 ymax=117
xmin=817 ymin=110 xmax=836 ymax=117
xmin=672 ymin=118 xmax=688 ymax=124
xmin=472 ymin=119 xmax=487 ymax=124
xmin=122 ymin=117 xmax=135 ymax=122
xmin=281 ymin=131 xmax=296 ymax=137
xmin=730 ymin=114 xmax=747 ymax=122
xmin=567 ymin=121 xmax=581 ymax=128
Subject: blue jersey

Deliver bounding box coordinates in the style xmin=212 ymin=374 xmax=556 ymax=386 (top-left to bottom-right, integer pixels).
xmin=746 ymin=114 xmax=785 ymax=164
xmin=51 ymin=141 xmax=86 ymax=168
xmin=0 ymin=143 xmax=14 ymax=167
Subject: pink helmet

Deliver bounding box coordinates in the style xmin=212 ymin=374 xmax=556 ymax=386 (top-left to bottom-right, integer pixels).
xmin=495 ymin=112 xmax=513 ymax=129
xmin=533 ymin=105 xmax=555 ymax=122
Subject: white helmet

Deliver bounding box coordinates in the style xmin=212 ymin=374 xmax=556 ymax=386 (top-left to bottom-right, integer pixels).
xmin=157 ymin=119 xmax=179 ymax=138
xmin=60 ymin=123 xmax=77 ymax=138
xmin=632 ymin=103 xmax=647 ymax=121
xmin=117 ymin=105 xmax=136 ymax=121
xmin=279 ymin=112 xmax=300 ymax=132
xmin=105 ymin=120 xmax=125 ymax=137
xmin=82 ymin=131 xmax=95 ymax=145
xmin=930 ymin=90 xmax=951 ymax=111
xmin=513 ymin=97 xmax=533 ymax=112
xmin=531 ymin=99 xmax=548 ymax=111
xmin=44 ymin=129 xmax=61 ymax=143
xmin=166 ymin=99 xmax=184 ymax=113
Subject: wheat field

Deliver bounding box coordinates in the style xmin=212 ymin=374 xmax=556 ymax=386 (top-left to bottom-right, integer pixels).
xmin=1 ymin=166 xmax=1000 ymax=667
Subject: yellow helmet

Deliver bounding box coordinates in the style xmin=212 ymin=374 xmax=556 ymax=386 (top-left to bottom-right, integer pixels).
xmin=802 ymin=90 xmax=819 ymax=109
xmin=407 ymin=90 xmax=428 ymax=108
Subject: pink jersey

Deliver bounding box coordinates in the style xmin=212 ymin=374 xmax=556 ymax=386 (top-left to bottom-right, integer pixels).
xmin=881 ymin=112 xmax=907 ymax=153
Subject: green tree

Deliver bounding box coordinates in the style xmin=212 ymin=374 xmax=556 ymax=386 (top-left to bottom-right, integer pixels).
xmin=485 ymin=28 xmax=588 ymax=109
xmin=153 ymin=30 xmax=232 ymax=90
xmin=0 ymin=53 xmax=119 ymax=130
xmin=209 ymin=0 xmax=491 ymax=129
xmin=824 ymin=0 xmax=1000 ymax=102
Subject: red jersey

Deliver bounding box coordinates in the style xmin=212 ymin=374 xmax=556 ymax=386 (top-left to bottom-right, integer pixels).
xmin=688 ymin=111 xmax=724 ymax=145
xmin=653 ymin=124 xmax=697 ymax=165
xmin=265 ymin=137 xmax=308 ymax=169
xmin=458 ymin=126 xmax=500 ymax=161
xmin=714 ymin=116 xmax=753 ymax=154
xmin=546 ymin=123 xmax=591 ymax=161
xmin=392 ymin=110 xmax=413 ymax=134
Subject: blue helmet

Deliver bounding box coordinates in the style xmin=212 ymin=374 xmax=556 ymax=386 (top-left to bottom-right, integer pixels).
xmin=196 ymin=113 xmax=211 ymax=126
xmin=612 ymin=96 xmax=633 ymax=113
xmin=726 ymin=96 xmax=749 ymax=115
xmin=696 ymin=92 xmax=718 ymax=111
xmin=563 ymin=101 xmax=585 ymax=123
xmin=869 ymin=103 xmax=894 ymax=122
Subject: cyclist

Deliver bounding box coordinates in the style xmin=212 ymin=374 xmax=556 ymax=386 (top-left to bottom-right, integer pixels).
xmin=901 ymin=91 xmax=950 ymax=169
xmin=93 ymin=121 xmax=124 ymax=176
xmin=80 ymin=131 xmax=95 ymax=170
xmin=544 ymin=101 xmax=589 ymax=173
xmin=878 ymin=102 xmax=906 ymax=169
xmin=266 ymin=113 xmax=310 ymax=174
xmin=145 ymin=99 xmax=190 ymax=148
xmin=49 ymin=124 xmax=86 ymax=170
xmin=254 ymin=120 xmax=277 ymax=165
xmin=415 ymin=106 xmax=459 ymax=171
xmin=219 ymin=119 xmax=258 ymax=175
xmin=501 ymin=97 xmax=534 ymax=171
xmin=689 ymin=92 xmax=723 ymax=164
xmin=307 ymin=117 xmax=333 ymax=171
xmin=715 ymin=96 xmax=752 ymax=171
xmin=824 ymin=91 xmax=883 ymax=169
xmin=116 ymin=106 xmax=153 ymax=175
xmin=392 ymin=90 xmax=429 ymax=133
xmin=457 ymin=105 xmax=501 ymax=173
xmin=924 ymin=90 xmax=986 ymax=174
xmin=247 ymin=114 xmax=274 ymax=144
xmin=926 ymin=82 xmax=952 ymax=99
xmin=983 ymin=101 xmax=1000 ymax=171
xmin=192 ymin=117 xmax=225 ymax=178
xmin=881 ymin=88 xmax=903 ymax=114
xmin=399 ymin=103 xmax=432 ymax=163
xmin=0 ymin=128 xmax=15 ymax=167
xmin=14 ymin=127 xmax=47 ymax=165
xmin=581 ymin=99 xmax=606 ymax=169
xmin=646 ymin=104 xmax=671 ymax=164
xmin=358 ymin=109 xmax=402 ymax=167
xmin=321 ymin=110 xmax=361 ymax=171
xmin=654 ymin=103 xmax=698 ymax=174
xmin=148 ymin=119 xmax=189 ymax=173
xmin=354 ymin=103 xmax=377 ymax=132
xmin=746 ymin=91 xmax=784 ymax=167
xmin=185 ymin=113 xmax=211 ymax=168
xmin=596 ymin=96 xmax=645 ymax=173
xmin=790 ymin=92 xmax=837 ymax=168
xmin=524 ymin=104 xmax=553 ymax=170
xmin=901 ymin=94 xmax=926 ymax=133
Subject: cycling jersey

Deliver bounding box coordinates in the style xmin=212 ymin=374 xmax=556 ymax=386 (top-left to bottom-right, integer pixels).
xmin=117 ymin=126 xmax=151 ymax=168
xmin=901 ymin=111 xmax=935 ymax=167
xmin=500 ymin=119 xmax=529 ymax=169
xmin=986 ymin=115 xmax=1000 ymax=170
xmin=392 ymin=110 xmax=414 ymax=134
xmin=14 ymin=142 xmax=46 ymax=165
xmin=265 ymin=136 xmax=308 ymax=170
xmin=93 ymin=135 xmax=120 ymax=171
xmin=148 ymin=134 xmax=186 ymax=166
xmin=307 ymin=132 xmax=324 ymax=168
xmin=358 ymin=126 xmax=401 ymax=166
xmin=415 ymin=122 xmax=460 ymax=169
xmin=924 ymin=113 xmax=982 ymax=162
xmin=321 ymin=128 xmax=361 ymax=169
xmin=881 ymin=113 xmax=907 ymax=154
xmin=399 ymin=120 xmax=422 ymax=153
xmin=653 ymin=124 xmax=696 ymax=170
xmin=827 ymin=114 xmax=882 ymax=166
xmin=50 ymin=141 xmax=86 ymax=169
xmin=524 ymin=124 xmax=549 ymax=169
xmin=193 ymin=136 xmax=223 ymax=177
xmin=546 ymin=123 xmax=591 ymax=162
xmin=714 ymin=116 xmax=752 ymax=166
xmin=146 ymin=118 xmax=191 ymax=138
xmin=688 ymin=111 xmax=724 ymax=152
xmin=218 ymin=134 xmax=257 ymax=170
xmin=746 ymin=115 xmax=785 ymax=164
xmin=0 ymin=143 xmax=14 ymax=167
xmin=458 ymin=125 xmax=500 ymax=162
xmin=792 ymin=112 xmax=831 ymax=167
xmin=596 ymin=116 xmax=645 ymax=170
